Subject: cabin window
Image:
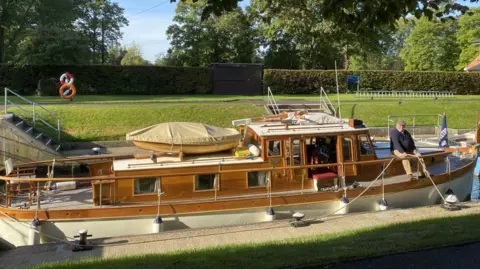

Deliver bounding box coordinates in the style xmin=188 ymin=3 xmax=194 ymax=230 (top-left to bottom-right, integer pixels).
xmin=358 ymin=135 xmax=374 ymax=155
xmin=248 ymin=171 xmax=268 ymax=187
xmin=195 ymin=174 xmax=218 ymax=191
xmin=268 ymin=140 xmax=282 ymax=157
xmin=290 ymin=139 xmax=302 ymax=164
xmin=342 ymin=138 xmax=352 ymax=161
xmin=134 ymin=178 xmax=158 ymax=194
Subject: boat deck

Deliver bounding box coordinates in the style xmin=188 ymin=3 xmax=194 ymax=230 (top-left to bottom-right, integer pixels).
xmin=6 ymin=155 xmax=472 ymax=211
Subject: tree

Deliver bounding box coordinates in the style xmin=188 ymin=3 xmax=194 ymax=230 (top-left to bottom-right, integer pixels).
xmin=401 ymin=17 xmax=460 ymax=71
xmin=13 ymin=27 xmax=90 ymax=66
xmin=349 ymin=18 xmax=415 ymax=70
xmin=165 ymin=0 xmax=258 ymax=66
xmin=106 ymin=45 xmax=128 ymax=65
xmin=76 ymin=0 xmax=129 ymax=64
xmin=247 ymin=0 xmax=393 ymax=70
xmin=456 ymin=8 xmax=480 ymax=70
xmin=171 ymin=0 xmax=478 ymax=31
xmin=121 ymin=43 xmax=149 ymax=65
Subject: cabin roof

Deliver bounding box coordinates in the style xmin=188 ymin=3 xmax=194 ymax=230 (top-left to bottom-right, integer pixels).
xmin=248 ymin=122 xmax=365 ymax=137
xmin=113 ymin=153 xmax=264 ymax=172
xmin=235 ymin=112 xmax=367 ymax=137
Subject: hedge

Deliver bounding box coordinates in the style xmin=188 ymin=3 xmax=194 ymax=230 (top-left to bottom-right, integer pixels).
xmin=0 ymin=65 xmax=479 ymax=96
xmin=0 ymin=65 xmax=212 ymax=95
xmin=263 ymin=69 xmax=480 ymax=95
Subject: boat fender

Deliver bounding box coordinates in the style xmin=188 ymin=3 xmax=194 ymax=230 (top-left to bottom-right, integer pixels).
xmin=336 ymin=194 xmax=349 ymax=215
xmin=265 ymin=207 xmax=276 ymax=221
xmin=378 ymin=198 xmax=388 ymax=211
xmin=28 ymin=218 xmax=41 ymax=245
xmin=55 ymin=181 xmax=77 ymax=191
xmin=248 ymin=144 xmax=260 ymax=157
xmin=152 ymin=215 xmax=164 ymax=233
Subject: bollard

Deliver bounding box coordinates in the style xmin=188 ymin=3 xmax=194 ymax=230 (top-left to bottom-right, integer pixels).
xmin=72 ymin=229 xmax=93 ymax=252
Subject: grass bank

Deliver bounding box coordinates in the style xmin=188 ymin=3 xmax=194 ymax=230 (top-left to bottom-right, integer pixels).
xmin=5 ymin=100 xmax=477 ymax=142
xmin=30 ymin=214 xmax=480 ymax=269
xmin=5 ymin=94 xmax=480 ymax=104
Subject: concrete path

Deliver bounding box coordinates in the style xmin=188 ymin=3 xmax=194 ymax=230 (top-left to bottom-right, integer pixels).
xmin=1 ymin=202 xmax=480 ymax=268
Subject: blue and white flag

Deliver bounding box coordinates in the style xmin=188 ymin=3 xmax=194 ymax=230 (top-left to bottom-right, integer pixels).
xmin=439 ymin=115 xmax=448 ymax=148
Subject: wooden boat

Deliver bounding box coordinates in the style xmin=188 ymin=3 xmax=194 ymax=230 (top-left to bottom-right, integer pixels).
xmin=126 ymin=122 xmax=242 ymax=154
xmin=0 ymin=111 xmax=479 ymax=248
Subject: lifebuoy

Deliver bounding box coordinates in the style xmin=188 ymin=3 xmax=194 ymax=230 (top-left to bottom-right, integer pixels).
xmin=59 ymin=83 xmax=76 ymax=99
xmin=59 ymin=72 xmax=74 ymax=85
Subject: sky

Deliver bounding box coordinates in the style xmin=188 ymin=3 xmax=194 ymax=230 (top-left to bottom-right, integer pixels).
xmin=118 ymin=0 xmax=479 ymax=63
xmin=118 ymin=0 xmax=250 ymax=63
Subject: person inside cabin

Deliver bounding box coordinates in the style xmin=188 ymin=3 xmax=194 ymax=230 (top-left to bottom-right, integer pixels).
xmin=389 ymin=120 xmax=425 ymax=181
xmin=310 ymin=150 xmax=331 ymax=175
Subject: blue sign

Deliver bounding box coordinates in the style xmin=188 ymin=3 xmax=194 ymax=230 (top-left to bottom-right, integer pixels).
xmin=347 ymin=75 xmax=359 ymax=85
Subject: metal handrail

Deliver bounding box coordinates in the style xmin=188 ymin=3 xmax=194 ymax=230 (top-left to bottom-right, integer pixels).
xmin=266 ymin=87 xmax=280 ymax=115
xmin=387 ymin=114 xmax=443 ymax=139
xmin=4 ymin=87 xmax=61 ymax=141
xmin=320 ymin=86 xmax=336 ymax=117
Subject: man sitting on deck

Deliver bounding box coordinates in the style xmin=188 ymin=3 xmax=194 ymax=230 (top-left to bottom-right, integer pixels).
xmin=390 ymin=120 xmax=425 ymax=181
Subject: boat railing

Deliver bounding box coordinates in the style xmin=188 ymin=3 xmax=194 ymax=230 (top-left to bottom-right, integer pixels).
xmin=387 ymin=114 xmax=444 ymax=139
xmin=0 ymin=150 xmax=456 ymax=209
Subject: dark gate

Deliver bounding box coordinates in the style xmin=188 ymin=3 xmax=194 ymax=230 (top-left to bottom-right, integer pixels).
xmin=209 ymin=63 xmax=264 ymax=95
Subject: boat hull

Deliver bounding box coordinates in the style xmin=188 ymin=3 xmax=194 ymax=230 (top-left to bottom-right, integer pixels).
xmin=1 ymin=165 xmax=474 ymax=248
xmin=132 ymin=140 xmax=239 ymax=154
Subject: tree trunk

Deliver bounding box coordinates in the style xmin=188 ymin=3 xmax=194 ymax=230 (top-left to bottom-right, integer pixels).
xmin=343 ymin=44 xmax=349 ymax=71
xmin=0 ymin=27 xmax=5 ymax=63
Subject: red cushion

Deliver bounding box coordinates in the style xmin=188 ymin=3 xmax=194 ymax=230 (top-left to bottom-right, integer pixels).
xmin=313 ymin=172 xmax=338 ymax=181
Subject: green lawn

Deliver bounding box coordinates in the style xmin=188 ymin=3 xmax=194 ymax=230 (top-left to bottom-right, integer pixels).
xmin=4 ymin=99 xmax=478 ymax=142
xmin=29 ymin=214 xmax=480 ymax=269
xmin=5 ymin=93 xmax=480 ymax=104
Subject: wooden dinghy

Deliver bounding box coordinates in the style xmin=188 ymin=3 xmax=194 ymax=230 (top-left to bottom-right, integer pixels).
xmin=126 ymin=122 xmax=242 ymax=154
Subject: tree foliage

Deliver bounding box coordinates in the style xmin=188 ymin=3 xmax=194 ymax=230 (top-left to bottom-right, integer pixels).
xmin=455 ymin=7 xmax=480 ymax=70
xmin=0 ymin=0 xmax=128 ymax=65
xmin=76 ymin=0 xmax=129 ymax=64
xmin=401 ymin=17 xmax=460 ymax=71
xmin=165 ymin=0 xmax=258 ymax=67
xmin=171 ymin=0 xmax=478 ymax=31
xmin=121 ymin=43 xmax=149 ymax=66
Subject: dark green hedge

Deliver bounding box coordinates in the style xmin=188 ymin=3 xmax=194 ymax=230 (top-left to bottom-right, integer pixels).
xmin=0 ymin=65 xmax=212 ymax=95
xmin=263 ymin=69 xmax=480 ymax=95
xmin=1 ymin=65 xmax=479 ymax=96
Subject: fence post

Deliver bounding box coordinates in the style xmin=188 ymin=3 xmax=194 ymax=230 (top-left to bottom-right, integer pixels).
xmin=412 ymin=116 xmax=416 ymax=138
xmin=32 ymin=103 xmax=36 ymax=128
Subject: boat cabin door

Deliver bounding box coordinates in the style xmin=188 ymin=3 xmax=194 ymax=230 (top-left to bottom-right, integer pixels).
xmin=284 ymin=138 xmax=304 ymax=180
xmin=339 ymin=135 xmax=358 ymax=178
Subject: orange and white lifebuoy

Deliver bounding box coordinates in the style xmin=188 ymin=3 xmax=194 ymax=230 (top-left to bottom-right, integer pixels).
xmin=59 ymin=72 xmax=74 ymax=85
xmin=59 ymin=83 xmax=76 ymax=99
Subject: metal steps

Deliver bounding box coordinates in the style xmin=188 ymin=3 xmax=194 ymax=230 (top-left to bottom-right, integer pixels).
xmin=6 ymin=114 xmax=62 ymax=152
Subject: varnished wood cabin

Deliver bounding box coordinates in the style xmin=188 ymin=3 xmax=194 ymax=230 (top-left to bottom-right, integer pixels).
xmin=87 ymin=113 xmax=445 ymax=206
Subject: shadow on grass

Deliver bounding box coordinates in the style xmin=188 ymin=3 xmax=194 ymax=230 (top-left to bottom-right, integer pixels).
xmin=29 ymin=214 xmax=480 ymax=269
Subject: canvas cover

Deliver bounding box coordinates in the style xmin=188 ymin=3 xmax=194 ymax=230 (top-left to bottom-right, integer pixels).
xmin=126 ymin=122 xmax=241 ymax=145
xmin=286 ymin=112 xmax=343 ymax=125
